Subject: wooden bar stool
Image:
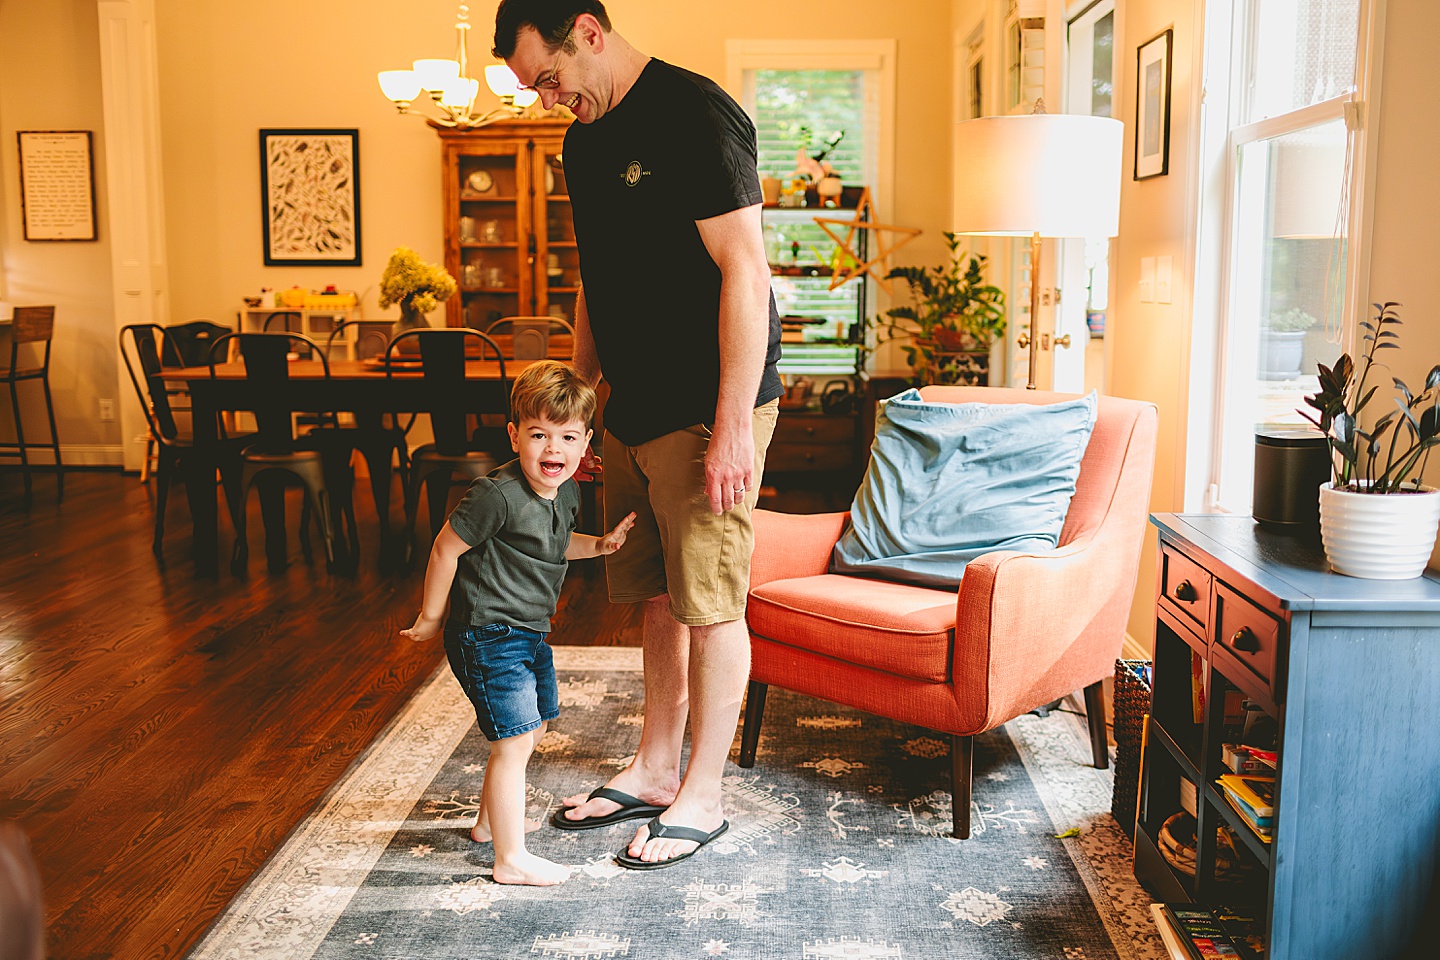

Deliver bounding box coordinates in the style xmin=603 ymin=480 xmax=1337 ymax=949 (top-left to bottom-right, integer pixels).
xmin=1 ymin=305 xmax=62 ymax=508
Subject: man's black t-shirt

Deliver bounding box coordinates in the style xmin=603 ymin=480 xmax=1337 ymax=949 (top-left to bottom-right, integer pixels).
xmin=564 ymin=58 xmax=784 ymax=447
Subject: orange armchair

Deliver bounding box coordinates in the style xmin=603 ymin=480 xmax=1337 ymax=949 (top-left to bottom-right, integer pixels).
xmin=738 ymin=386 xmax=1158 ymax=838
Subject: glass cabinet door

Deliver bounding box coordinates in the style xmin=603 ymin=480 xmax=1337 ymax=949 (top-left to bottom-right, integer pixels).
xmin=454 ymin=141 xmax=530 ymax=331
xmin=533 ymin=143 xmax=577 ymax=323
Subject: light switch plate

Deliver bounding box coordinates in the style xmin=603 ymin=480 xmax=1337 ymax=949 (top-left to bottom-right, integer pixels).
xmin=1156 ymin=255 xmax=1173 ymax=303
xmin=1139 ymin=257 xmax=1155 ymax=303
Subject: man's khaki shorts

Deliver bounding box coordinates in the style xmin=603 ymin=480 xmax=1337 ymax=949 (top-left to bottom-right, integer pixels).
xmin=602 ymin=400 xmax=779 ymax=626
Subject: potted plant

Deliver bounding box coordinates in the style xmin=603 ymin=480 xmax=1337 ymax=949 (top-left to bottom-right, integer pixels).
xmin=872 ymin=232 xmax=1005 ymax=385
xmin=379 ymin=247 xmax=457 ymax=343
xmin=1300 ymin=302 xmax=1440 ymax=579
xmin=1260 ymin=306 xmax=1317 ymax=381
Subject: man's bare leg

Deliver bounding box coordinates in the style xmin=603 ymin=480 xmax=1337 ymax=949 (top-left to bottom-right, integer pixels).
xmin=624 ymin=615 xmax=747 ymax=863
xmin=556 ymin=596 xmax=688 ymax=821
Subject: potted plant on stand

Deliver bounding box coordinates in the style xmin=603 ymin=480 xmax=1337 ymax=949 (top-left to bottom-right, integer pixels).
xmin=873 ymin=232 xmax=1005 ymax=385
xmin=1301 ymin=302 xmax=1440 ymax=579
xmin=1260 ymin=307 xmax=1317 ymax=380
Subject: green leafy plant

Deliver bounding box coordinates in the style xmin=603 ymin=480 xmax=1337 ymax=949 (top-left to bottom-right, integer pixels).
xmin=1265 ymin=307 xmax=1318 ymax=333
xmin=1300 ymin=302 xmax=1440 ymax=493
xmin=872 ymin=232 xmax=1005 ymax=383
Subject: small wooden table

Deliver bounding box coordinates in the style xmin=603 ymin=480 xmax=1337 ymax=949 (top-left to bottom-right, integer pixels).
xmin=169 ymin=358 xmax=544 ymax=576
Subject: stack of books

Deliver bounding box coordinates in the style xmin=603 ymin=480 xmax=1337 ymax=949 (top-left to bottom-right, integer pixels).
xmin=1151 ymin=903 xmax=1266 ymax=959
xmin=1217 ymin=773 xmax=1274 ymax=841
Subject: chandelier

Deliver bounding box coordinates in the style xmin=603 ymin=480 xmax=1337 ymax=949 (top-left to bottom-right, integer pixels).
xmin=376 ymin=3 xmax=538 ymax=128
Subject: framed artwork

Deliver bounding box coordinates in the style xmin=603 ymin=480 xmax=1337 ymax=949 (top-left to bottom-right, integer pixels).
xmin=17 ymin=130 xmax=97 ymax=241
xmin=1134 ymin=29 xmax=1173 ymax=180
xmin=259 ymin=128 xmax=361 ymax=265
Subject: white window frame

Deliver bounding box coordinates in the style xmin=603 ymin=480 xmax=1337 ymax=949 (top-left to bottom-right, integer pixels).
xmin=724 ymin=39 xmax=897 ymax=224
xmin=1185 ymin=0 xmax=1387 ymax=512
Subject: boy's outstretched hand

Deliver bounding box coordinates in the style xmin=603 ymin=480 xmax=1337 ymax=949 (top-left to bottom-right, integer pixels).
xmin=596 ymin=512 xmax=638 ymax=555
xmin=400 ymin=613 xmax=442 ymax=642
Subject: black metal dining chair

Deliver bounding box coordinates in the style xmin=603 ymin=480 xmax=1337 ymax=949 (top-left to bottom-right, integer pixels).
xmin=207 ymin=332 xmax=355 ymax=575
xmin=119 ymin=324 xmax=247 ymax=556
xmin=1 ymin=306 xmax=62 ymax=508
xmin=387 ymin=329 xmax=508 ymax=565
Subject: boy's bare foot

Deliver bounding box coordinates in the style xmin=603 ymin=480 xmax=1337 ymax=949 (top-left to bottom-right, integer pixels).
xmin=492 ymin=851 xmax=570 ymax=886
xmin=471 ymin=817 xmax=543 ymax=843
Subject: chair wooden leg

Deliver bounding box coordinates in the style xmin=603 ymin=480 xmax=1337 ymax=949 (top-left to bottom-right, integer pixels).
xmin=952 ymin=734 xmax=973 ymax=839
xmin=738 ymin=680 xmax=767 ymax=768
xmin=139 ymin=429 xmax=156 ymax=483
xmin=41 ymin=374 xmax=61 ymax=500
xmin=1083 ymin=680 xmax=1110 ymax=770
xmin=10 ymin=379 xmax=32 ymax=508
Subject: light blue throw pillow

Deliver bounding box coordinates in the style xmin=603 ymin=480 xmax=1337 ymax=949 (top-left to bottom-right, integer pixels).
xmin=830 ymin=389 xmax=1098 ymax=588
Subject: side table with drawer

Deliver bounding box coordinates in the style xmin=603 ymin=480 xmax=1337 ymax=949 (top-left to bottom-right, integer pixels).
xmin=759 ymin=408 xmax=863 ymax=513
xmin=1138 ymin=513 xmax=1440 ymax=959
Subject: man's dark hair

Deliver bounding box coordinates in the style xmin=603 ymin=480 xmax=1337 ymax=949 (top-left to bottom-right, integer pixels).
xmin=492 ymin=0 xmax=612 ymax=59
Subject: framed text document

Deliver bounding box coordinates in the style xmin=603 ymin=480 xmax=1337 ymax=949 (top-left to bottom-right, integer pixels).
xmin=17 ymin=130 xmax=98 ymax=241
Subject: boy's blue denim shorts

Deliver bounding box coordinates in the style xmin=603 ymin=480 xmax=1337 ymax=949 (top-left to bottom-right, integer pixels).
xmin=444 ymin=623 xmax=559 ymax=742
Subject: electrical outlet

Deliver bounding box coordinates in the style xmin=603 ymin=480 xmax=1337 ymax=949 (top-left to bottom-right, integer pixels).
xmin=99 ymin=399 xmax=116 ymax=421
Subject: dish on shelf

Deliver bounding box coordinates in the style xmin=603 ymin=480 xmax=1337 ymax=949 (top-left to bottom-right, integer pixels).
xmin=467 ymin=169 xmax=494 ymax=193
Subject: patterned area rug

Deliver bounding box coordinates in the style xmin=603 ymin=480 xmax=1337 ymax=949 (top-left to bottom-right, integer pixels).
xmin=189 ymin=647 xmax=1163 ymax=960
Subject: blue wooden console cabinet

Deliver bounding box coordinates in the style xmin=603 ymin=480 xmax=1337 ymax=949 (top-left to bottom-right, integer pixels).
xmin=1137 ymin=514 xmax=1440 ymax=959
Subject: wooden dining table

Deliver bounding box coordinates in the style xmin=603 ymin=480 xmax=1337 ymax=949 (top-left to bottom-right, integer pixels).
xmin=167 ymin=355 xmax=553 ymax=576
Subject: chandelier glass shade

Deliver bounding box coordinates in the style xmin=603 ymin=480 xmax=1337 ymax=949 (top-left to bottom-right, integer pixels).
xmin=376 ymin=4 xmax=533 ymax=128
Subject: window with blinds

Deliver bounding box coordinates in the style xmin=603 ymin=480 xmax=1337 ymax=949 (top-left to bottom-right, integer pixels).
xmin=750 ymin=69 xmax=872 ymax=184
xmin=744 ymin=68 xmax=878 ymax=373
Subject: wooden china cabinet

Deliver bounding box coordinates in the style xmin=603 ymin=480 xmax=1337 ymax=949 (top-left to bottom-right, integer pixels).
xmin=437 ymin=119 xmax=577 ymax=330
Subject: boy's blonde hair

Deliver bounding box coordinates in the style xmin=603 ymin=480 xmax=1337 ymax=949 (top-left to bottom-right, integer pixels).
xmin=509 ymin=360 xmax=596 ymax=427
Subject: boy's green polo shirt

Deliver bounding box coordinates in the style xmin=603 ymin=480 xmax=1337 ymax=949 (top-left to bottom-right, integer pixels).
xmin=444 ymin=460 xmax=580 ymax=633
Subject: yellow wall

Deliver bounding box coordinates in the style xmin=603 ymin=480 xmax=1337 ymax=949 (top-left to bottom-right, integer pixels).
xmin=1109 ymin=0 xmax=1200 ymax=647
xmin=0 ymin=0 xmax=119 ymax=462
xmin=154 ymin=0 xmax=956 ymax=335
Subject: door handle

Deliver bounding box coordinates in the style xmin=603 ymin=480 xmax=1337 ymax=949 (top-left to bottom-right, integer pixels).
xmin=1017 ymin=332 xmax=1031 ymax=350
xmin=1055 ymin=334 xmax=1072 ymax=349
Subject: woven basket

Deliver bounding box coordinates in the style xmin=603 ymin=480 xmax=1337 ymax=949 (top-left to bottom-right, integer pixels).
xmin=1111 ymin=659 xmax=1152 ymax=837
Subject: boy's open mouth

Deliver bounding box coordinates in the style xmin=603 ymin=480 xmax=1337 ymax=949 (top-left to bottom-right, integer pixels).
xmin=540 ymin=460 xmax=565 ymax=476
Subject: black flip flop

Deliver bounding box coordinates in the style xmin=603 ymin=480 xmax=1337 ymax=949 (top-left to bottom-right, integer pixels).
xmin=614 ymin=817 xmax=730 ymax=870
xmin=548 ymin=787 xmax=669 ymax=831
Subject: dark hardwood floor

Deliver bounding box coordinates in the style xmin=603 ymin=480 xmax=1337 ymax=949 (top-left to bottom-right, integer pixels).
xmin=0 ymin=467 xmax=641 ymax=959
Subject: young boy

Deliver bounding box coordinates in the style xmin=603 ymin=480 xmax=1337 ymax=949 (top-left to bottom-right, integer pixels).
xmin=401 ymin=360 xmax=635 ymax=886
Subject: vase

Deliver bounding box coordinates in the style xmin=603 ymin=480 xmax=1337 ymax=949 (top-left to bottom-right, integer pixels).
xmin=391 ymin=306 xmax=431 ymax=354
xmin=1259 ymin=330 xmax=1305 ymax=381
xmin=1318 ymin=481 xmax=1440 ymax=579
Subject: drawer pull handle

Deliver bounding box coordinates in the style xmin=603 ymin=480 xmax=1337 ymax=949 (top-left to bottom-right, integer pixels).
xmin=1231 ymin=626 xmax=1261 ymax=653
xmin=804 ymin=426 xmax=815 ymax=436
xmin=1173 ymin=579 xmax=1199 ymax=603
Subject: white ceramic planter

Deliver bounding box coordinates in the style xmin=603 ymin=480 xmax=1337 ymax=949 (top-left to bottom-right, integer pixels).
xmin=1318 ymin=481 xmax=1440 ymax=579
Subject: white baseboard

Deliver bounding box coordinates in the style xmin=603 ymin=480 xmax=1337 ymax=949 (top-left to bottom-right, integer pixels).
xmin=2 ymin=445 xmax=124 ymax=467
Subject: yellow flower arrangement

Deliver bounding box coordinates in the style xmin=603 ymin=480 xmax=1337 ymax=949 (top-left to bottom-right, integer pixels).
xmin=378 ymin=247 xmax=457 ymax=316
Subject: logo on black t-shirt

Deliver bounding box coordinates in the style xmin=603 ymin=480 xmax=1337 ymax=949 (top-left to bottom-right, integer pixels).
xmin=621 ymin=160 xmax=651 ymax=186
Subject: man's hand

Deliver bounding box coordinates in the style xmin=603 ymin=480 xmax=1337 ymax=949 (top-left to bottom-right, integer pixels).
xmin=705 ymin=418 xmax=756 ymax=514
xmin=596 ymin=511 xmax=638 ymax=554
xmin=400 ymin=613 xmax=442 ymax=643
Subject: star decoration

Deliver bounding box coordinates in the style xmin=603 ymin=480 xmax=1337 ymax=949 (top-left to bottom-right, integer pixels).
xmin=812 ymin=189 xmax=921 ymax=294
xmin=702 ymin=940 xmax=731 ymax=956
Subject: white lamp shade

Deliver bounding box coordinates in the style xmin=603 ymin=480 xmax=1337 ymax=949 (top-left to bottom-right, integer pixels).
xmin=440 ymin=76 xmax=479 ymax=109
xmin=485 ymin=64 xmax=521 ymax=98
xmin=412 ymin=58 xmax=460 ymax=92
xmin=378 ymin=70 xmax=422 ymax=102
xmin=953 ymin=114 xmax=1124 ymax=238
xmin=513 ymin=88 xmax=539 ymax=108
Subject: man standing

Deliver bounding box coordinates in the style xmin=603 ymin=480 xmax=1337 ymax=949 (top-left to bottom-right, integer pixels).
xmin=494 ymin=1 xmax=783 ymax=869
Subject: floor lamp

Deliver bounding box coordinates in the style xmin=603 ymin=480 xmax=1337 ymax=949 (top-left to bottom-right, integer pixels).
xmin=952 ymin=108 xmax=1123 ymax=389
